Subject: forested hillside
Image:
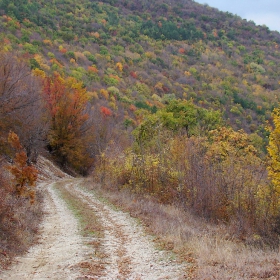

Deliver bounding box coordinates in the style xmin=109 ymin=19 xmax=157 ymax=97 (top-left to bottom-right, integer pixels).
xmin=1 ymin=0 xmax=280 ymax=135
xmin=1 ymin=0 xmax=280 ymax=272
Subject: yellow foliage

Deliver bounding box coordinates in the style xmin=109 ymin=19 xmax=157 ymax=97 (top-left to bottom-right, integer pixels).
xmin=70 ymin=58 xmax=76 ymax=64
xmin=108 ymin=101 xmax=117 ymax=111
xmin=154 ymin=82 xmax=163 ymax=91
xmin=3 ymin=45 xmax=12 ymax=52
xmin=145 ymin=52 xmax=155 ymax=59
xmin=100 ymin=89 xmax=109 ymax=100
xmin=87 ymin=91 xmax=99 ymax=100
xmin=32 ymin=68 xmax=45 ymax=78
xmin=116 ymin=62 xmax=123 ymax=72
xmin=74 ymin=51 xmax=86 ymax=62
xmin=252 ymin=84 xmax=263 ymax=96
xmin=267 ymin=108 xmax=280 ymax=194
xmin=43 ymin=39 xmax=53 ymax=46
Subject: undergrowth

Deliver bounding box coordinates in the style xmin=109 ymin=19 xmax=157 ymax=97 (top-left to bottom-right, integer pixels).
xmin=0 ymin=173 xmax=43 ymax=269
xmin=84 ymin=178 xmax=280 ymax=280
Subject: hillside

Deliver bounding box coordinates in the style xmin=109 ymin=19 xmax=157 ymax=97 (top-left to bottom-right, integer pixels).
xmin=0 ymin=0 xmax=280 ymax=137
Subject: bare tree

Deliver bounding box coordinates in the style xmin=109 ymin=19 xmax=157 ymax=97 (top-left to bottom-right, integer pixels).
xmin=0 ymin=51 xmax=48 ymax=161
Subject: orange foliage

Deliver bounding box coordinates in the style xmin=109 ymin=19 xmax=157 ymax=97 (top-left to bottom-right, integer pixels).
xmin=2 ymin=15 xmax=12 ymax=22
xmin=213 ymin=30 xmax=218 ymax=37
xmin=129 ymin=104 xmax=137 ymax=111
xmin=92 ymin=32 xmax=100 ymax=38
xmin=59 ymin=48 xmax=67 ymax=54
xmin=109 ymin=74 xmax=121 ymax=81
xmin=50 ymin=58 xmax=63 ymax=68
xmin=178 ymin=48 xmax=185 ymax=54
xmin=88 ymin=65 xmax=98 ymax=73
xmin=43 ymin=39 xmax=53 ymax=46
xmin=7 ymin=132 xmax=38 ymax=204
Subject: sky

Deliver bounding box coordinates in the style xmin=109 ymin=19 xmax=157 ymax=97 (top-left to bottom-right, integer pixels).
xmin=195 ymin=0 xmax=280 ymax=32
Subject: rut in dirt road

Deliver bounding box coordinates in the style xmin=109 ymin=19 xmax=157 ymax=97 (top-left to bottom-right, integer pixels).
xmin=0 ymin=182 xmax=88 ymax=280
xmin=65 ymin=180 xmax=186 ymax=280
xmin=0 ymin=179 xmax=187 ymax=280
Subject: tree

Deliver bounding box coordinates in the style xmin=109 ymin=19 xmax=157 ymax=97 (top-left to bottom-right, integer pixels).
xmin=267 ymin=108 xmax=280 ymax=195
xmin=0 ymin=51 xmax=46 ymax=161
xmin=43 ymin=73 xmax=92 ymax=172
xmin=7 ymin=131 xmax=38 ymax=204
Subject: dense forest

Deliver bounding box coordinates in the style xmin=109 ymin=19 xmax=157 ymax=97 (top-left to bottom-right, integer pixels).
xmin=1 ymin=0 xmax=280 ymax=266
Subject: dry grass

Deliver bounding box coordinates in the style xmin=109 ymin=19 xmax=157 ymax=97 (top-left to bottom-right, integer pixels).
xmin=84 ymin=178 xmax=280 ymax=280
xmin=0 ymin=156 xmax=66 ymax=270
xmin=0 ymin=175 xmax=43 ymax=270
xmin=188 ymin=235 xmax=280 ymax=279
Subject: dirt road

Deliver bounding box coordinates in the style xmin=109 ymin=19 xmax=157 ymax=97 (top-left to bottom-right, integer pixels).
xmin=0 ymin=179 xmax=186 ymax=280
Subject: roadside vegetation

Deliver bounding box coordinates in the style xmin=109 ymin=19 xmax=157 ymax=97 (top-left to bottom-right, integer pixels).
xmin=85 ymin=179 xmax=280 ymax=279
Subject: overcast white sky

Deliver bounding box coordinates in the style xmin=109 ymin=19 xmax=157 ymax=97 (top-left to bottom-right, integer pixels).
xmin=195 ymin=0 xmax=280 ymax=32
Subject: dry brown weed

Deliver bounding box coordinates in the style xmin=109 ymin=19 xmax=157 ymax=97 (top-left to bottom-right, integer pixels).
xmin=84 ymin=178 xmax=280 ymax=280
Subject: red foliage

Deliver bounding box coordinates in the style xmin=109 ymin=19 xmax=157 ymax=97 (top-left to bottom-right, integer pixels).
xmin=130 ymin=71 xmax=137 ymax=79
xmin=162 ymin=85 xmax=170 ymax=93
xmin=100 ymin=106 xmax=112 ymax=117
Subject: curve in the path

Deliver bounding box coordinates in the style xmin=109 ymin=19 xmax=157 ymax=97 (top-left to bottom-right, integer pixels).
xmin=66 ymin=181 xmax=186 ymax=280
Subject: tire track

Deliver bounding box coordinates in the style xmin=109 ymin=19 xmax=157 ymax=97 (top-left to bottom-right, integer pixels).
xmin=65 ymin=180 xmax=186 ymax=280
xmin=0 ymin=179 xmax=186 ymax=280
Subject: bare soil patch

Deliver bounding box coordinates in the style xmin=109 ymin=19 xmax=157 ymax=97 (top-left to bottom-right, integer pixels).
xmin=64 ymin=179 xmax=187 ymax=279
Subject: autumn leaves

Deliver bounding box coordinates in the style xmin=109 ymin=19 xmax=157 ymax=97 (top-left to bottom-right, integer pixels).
xmin=43 ymin=73 xmax=93 ymax=172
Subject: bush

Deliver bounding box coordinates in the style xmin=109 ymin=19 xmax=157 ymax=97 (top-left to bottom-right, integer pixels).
xmin=97 ymin=125 xmax=278 ymax=241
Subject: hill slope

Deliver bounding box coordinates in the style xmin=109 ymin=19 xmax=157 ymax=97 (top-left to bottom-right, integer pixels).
xmin=0 ymin=0 xmax=280 ymax=136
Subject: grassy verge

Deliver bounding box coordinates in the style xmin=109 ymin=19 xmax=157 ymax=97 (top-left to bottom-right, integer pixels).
xmin=83 ymin=178 xmax=280 ymax=280
xmin=0 ymin=187 xmax=43 ymax=270
xmin=54 ymin=182 xmax=106 ymax=278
